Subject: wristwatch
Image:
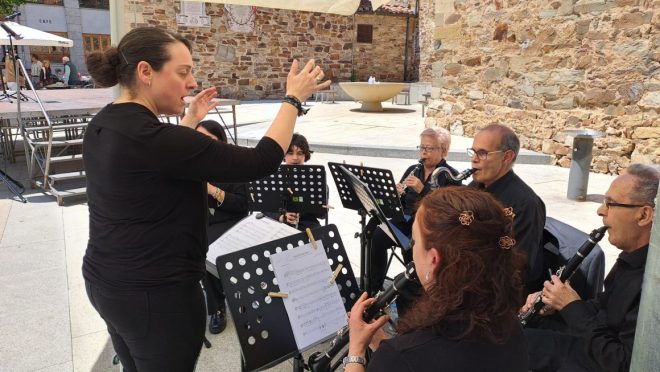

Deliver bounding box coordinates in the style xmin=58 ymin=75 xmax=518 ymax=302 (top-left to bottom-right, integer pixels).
xmin=342 ymin=355 xmax=366 ymax=367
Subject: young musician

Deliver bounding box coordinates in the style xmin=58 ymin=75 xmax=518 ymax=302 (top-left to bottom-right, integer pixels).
xmin=347 ymin=187 xmax=529 ymax=371
xmin=82 ymin=27 xmax=330 ymax=371
xmin=196 ymin=120 xmax=248 ymax=335
xmin=272 ymin=133 xmax=324 ymax=231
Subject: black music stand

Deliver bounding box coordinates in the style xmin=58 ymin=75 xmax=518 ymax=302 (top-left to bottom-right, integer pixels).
xmin=215 ymin=224 xmax=359 ymax=372
xmin=247 ymin=164 xmax=327 ymax=223
xmin=327 ymin=162 xmax=403 ymax=291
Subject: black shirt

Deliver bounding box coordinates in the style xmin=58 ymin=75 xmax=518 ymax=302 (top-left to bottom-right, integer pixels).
xmin=368 ymin=326 xmax=528 ymax=372
xmin=470 ymin=170 xmax=546 ymax=294
xmin=82 ymin=102 xmax=283 ymax=290
xmin=400 ymin=159 xmax=461 ymax=217
xmin=560 ymin=245 xmax=648 ymax=372
xmin=207 ymin=182 xmax=249 ymax=242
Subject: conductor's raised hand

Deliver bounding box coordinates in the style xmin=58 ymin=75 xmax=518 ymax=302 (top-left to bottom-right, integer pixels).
xmin=348 ymin=292 xmax=389 ymax=357
xmin=181 ymin=87 xmax=219 ymax=128
xmin=285 ymin=59 xmax=332 ymax=102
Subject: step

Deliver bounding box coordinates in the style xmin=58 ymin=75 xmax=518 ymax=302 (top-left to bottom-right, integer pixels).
xmin=30 ymin=138 xmax=84 ymax=147
xmin=48 ymin=171 xmax=86 ymax=183
xmin=50 ymin=185 xmax=87 ymax=206
xmin=49 ymin=154 xmax=84 ymax=164
xmin=24 ymin=123 xmax=89 ymax=132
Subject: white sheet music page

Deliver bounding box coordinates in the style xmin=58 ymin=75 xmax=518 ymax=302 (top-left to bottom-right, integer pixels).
xmin=206 ymin=214 xmax=299 ymax=276
xmin=269 ymin=241 xmax=347 ymax=351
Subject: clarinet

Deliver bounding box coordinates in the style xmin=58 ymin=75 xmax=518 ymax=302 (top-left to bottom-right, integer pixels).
xmin=402 ymin=159 xmax=424 ymax=192
xmin=430 ymin=167 xmax=475 ymax=189
xmin=519 ymin=226 xmax=607 ymax=327
xmin=308 ymin=262 xmax=417 ymax=372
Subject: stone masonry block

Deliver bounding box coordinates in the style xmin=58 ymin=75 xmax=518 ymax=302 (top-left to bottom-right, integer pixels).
xmin=434 ymin=24 xmax=462 ymax=41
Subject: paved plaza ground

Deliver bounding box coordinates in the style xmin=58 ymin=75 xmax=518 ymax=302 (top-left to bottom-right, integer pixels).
xmin=0 ymin=89 xmax=618 ymax=371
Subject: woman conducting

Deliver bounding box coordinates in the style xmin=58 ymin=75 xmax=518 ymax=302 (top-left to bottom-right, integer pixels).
xmin=82 ymin=27 xmax=329 ymax=371
xmin=347 ymin=187 xmax=529 ymax=371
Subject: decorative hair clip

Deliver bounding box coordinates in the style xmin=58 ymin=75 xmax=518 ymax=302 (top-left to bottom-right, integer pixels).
xmin=498 ymin=236 xmax=516 ymax=250
xmin=503 ymin=207 xmax=515 ymax=220
xmin=458 ymin=211 xmax=474 ymax=226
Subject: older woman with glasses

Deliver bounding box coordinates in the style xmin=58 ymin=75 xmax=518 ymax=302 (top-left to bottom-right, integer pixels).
xmin=366 ymin=127 xmax=462 ymax=313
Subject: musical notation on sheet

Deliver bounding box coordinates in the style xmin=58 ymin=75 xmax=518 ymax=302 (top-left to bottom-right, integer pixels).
xmin=269 ymin=241 xmax=347 ymax=350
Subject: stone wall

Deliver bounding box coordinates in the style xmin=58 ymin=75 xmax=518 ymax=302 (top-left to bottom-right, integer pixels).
xmin=122 ymin=1 xmax=416 ymax=99
xmin=420 ymin=0 xmax=659 ymax=174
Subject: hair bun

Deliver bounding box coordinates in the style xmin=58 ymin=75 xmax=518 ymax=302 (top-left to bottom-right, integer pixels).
xmin=85 ymin=47 xmax=120 ymax=87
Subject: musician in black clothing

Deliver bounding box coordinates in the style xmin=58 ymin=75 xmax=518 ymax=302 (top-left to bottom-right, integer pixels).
xmin=468 ymin=124 xmax=546 ymax=295
xmin=269 ymin=133 xmax=324 ymax=231
xmin=523 ymin=164 xmax=658 ymax=372
xmin=196 ymin=120 xmax=249 ymax=335
xmin=346 ymin=188 xmax=529 ymax=372
xmin=367 ymin=127 xmax=461 ymax=297
xmin=82 ymin=27 xmax=330 ymax=371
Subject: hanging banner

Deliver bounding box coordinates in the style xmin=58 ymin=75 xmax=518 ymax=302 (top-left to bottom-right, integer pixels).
xmin=187 ymin=0 xmax=390 ymax=16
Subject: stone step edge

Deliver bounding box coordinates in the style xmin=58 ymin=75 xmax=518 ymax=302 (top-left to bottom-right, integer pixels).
xmin=237 ymin=138 xmax=553 ymax=165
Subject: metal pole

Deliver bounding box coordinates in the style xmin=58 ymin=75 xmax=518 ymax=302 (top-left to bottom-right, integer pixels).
xmin=109 ymin=0 xmax=127 ymax=99
xmin=630 ymin=186 xmax=660 ymax=371
xmin=567 ymin=136 xmax=594 ymax=201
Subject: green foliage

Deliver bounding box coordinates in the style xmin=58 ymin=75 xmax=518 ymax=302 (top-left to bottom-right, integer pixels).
xmin=0 ymin=0 xmax=26 ymax=18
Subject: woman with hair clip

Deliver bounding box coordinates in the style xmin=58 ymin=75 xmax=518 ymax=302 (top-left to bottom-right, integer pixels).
xmin=346 ymin=187 xmax=529 ymax=372
xmin=196 ymin=120 xmax=248 ymax=335
xmin=82 ymin=27 xmax=330 ymax=371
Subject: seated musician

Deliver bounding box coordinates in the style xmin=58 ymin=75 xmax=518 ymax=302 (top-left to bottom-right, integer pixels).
xmin=196 ymin=120 xmax=249 ymax=334
xmin=268 ymin=133 xmax=323 ymax=231
xmin=523 ymin=164 xmax=658 ymax=372
xmin=346 ymin=187 xmax=529 ymax=372
xmin=367 ymin=127 xmax=461 ymax=299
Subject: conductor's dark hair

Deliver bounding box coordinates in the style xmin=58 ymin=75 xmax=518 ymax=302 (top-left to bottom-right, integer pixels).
xmin=287 ymin=133 xmax=313 ymax=162
xmin=86 ymin=27 xmax=192 ymax=89
xmin=398 ymin=187 xmax=526 ymax=343
xmin=196 ymin=120 xmax=227 ymax=143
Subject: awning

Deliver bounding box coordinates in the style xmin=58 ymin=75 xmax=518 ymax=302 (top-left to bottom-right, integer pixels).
xmin=0 ymin=21 xmax=74 ymax=47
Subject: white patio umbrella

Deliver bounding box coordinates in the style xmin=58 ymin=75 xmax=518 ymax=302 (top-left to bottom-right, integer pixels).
xmin=0 ymin=21 xmax=73 ymax=47
xmin=189 ymin=0 xmax=390 ymax=16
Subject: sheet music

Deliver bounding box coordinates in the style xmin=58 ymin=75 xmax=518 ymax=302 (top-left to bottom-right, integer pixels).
xmin=206 ymin=214 xmax=299 ymax=276
xmin=269 ymin=241 xmax=347 ymax=350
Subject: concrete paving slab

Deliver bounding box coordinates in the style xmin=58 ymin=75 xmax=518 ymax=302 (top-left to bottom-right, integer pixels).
xmin=0 ymin=240 xmax=65 ymax=279
xmin=71 ymin=331 xmax=118 ymax=372
xmin=0 ymin=305 xmax=71 ymax=372
xmin=34 ymin=361 xmax=74 ymax=372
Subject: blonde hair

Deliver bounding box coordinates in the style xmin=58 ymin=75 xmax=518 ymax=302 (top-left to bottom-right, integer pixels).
xmin=420 ymin=127 xmax=451 ymax=157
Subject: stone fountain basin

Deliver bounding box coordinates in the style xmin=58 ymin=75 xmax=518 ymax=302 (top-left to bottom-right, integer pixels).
xmin=339 ymin=82 xmax=406 ymax=112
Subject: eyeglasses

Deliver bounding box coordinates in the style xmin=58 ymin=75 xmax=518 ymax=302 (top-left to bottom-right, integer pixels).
xmin=417 ymin=146 xmax=439 ymax=153
xmin=603 ymin=200 xmax=646 ymax=209
xmin=467 ymin=148 xmax=503 ymax=160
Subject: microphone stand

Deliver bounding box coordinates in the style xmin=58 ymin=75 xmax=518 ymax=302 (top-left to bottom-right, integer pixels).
xmin=0 ymin=20 xmax=27 ymax=202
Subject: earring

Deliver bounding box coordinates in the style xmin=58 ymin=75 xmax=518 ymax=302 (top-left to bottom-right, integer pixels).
xmin=425 ymin=270 xmax=430 ymax=282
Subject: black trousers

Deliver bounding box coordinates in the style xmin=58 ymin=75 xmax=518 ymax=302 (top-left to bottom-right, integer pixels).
xmin=524 ymin=328 xmax=601 ymax=372
xmin=85 ymin=280 xmax=206 ymax=372
xmin=202 ymin=271 xmax=226 ymax=315
xmin=367 ymin=217 xmax=413 ymax=295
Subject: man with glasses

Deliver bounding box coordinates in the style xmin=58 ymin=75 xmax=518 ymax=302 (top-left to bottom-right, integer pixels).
xmin=468 ymin=124 xmax=546 ymax=294
xmin=523 ymin=163 xmax=658 ymax=372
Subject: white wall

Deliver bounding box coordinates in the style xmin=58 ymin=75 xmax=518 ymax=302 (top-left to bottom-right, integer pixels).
xmin=81 ymin=8 xmax=110 ymax=34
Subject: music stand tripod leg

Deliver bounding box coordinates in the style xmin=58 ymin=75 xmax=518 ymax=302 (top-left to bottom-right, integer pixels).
xmin=0 ymin=169 xmax=27 ymax=203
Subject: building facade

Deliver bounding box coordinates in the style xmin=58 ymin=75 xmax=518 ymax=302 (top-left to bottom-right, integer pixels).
xmin=17 ymin=0 xmax=110 ymax=72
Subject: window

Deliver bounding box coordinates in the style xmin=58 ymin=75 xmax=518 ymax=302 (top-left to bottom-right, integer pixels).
xmin=357 ymin=24 xmax=373 ymax=43
xmin=30 ymin=31 xmax=69 ymax=63
xmin=25 ymin=0 xmax=64 ymax=5
xmin=79 ymin=0 xmax=109 ymax=9
xmin=83 ymin=33 xmax=111 ymax=55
